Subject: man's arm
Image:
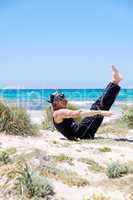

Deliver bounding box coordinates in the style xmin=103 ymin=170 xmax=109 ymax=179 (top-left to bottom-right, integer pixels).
xmin=53 ymin=109 xmax=113 ymax=123
xmin=79 ymin=109 xmax=113 ymax=117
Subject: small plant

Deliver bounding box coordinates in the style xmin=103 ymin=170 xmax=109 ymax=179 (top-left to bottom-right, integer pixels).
xmin=52 ymin=140 xmax=59 ymax=144
xmin=53 ymin=154 xmax=73 ymax=165
xmin=106 ymin=161 xmax=128 ymax=178
xmin=0 ymin=148 xmax=17 ymax=166
xmin=79 ymin=158 xmax=104 ymax=172
xmin=99 ymin=146 xmax=112 ymax=152
xmin=83 ymin=193 xmax=111 ymax=200
xmin=0 ymin=102 xmax=38 ymax=136
xmin=0 ymin=149 xmax=11 ymax=165
xmin=122 ymin=106 xmax=133 ymax=128
xmin=16 ymin=163 xmax=54 ymax=198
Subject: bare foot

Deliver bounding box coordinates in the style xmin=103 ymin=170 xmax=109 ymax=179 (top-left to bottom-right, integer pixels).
xmin=112 ymin=65 xmax=123 ymax=85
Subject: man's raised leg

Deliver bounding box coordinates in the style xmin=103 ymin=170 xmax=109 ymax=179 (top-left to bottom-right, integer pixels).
xmin=91 ymin=65 xmax=122 ymax=111
xmin=79 ymin=65 xmax=123 ymax=139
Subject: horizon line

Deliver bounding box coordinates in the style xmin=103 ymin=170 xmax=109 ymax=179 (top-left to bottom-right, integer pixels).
xmin=0 ymin=87 xmax=133 ymax=90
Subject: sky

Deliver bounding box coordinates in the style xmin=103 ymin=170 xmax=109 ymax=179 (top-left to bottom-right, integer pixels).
xmin=0 ymin=0 xmax=133 ymax=88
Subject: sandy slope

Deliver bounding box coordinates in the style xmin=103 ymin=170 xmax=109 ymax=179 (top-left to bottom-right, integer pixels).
xmin=0 ymin=127 xmax=133 ymax=200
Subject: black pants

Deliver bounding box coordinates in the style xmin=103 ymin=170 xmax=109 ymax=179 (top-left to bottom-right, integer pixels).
xmin=77 ymin=82 xmax=120 ymax=139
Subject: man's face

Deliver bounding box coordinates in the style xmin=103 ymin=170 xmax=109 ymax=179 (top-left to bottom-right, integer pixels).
xmin=54 ymin=98 xmax=68 ymax=109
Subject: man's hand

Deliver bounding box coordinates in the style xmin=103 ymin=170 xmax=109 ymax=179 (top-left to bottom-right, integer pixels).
xmin=79 ymin=109 xmax=114 ymax=118
xmin=100 ymin=110 xmax=113 ymax=117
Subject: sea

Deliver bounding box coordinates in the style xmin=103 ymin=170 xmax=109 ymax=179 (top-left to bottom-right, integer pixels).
xmin=0 ymin=88 xmax=133 ymax=111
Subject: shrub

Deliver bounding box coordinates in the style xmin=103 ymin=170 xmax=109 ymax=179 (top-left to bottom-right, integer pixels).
xmin=16 ymin=163 xmax=54 ymax=198
xmin=106 ymin=161 xmax=128 ymax=178
xmin=0 ymin=149 xmax=11 ymax=165
xmin=122 ymin=106 xmax=133 ymax=128
xmin=0 ymin=102 xmax=38 ymax=136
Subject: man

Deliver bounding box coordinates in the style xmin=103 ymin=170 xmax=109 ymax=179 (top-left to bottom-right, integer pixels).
xmin=48 ymin=65 xmax=123 ymax=140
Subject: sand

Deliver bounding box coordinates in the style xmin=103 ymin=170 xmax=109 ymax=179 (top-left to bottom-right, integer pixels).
xmin=0 ymin=111 xmax=133 ymax=200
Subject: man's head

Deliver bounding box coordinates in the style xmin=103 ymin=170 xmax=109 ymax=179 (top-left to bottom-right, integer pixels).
xmin=47 ymin=92 xmax=68 ymax=110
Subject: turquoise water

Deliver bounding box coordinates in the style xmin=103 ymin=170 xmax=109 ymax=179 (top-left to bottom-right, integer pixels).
xmin=0 ymin=88 xmax=133 ymax=110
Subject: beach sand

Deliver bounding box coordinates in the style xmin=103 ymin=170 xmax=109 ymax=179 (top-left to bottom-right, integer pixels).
xmin=0 ymin=111 xmax=133 ymax=200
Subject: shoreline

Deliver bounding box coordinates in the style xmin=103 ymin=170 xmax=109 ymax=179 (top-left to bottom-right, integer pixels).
xmin=2 ymin=98 xmax=131 ymax=109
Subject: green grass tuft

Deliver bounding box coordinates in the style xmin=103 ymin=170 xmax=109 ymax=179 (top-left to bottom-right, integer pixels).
xmin=98 ymin=146 xmax=112 ymax=152
xmin=106 ymin=161 xmax=128 ymax=178
xmin=79 ymin=158 xmax=104 ymax=172
xmin=0 ymin=102 xmax=38 ymax=136
xmin=52 ymin=154 xmax=73 ymax=165
xmin=16 ymin=163 xmax=54 ymax=199
xmin=0 ymin=149 xmax=11 ymax=165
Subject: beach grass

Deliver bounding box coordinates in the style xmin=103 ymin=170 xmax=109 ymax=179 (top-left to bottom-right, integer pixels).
xmin=42 ymin=106 xmax=55 ymax=131
xmin=52 ymin=154 xmax=74 ymax=165
xmin=79 ymin=158 xmax=104 ymax=173
xmin=0 ymin=149 xmax=11 ymax=165
xmin=0 ymin=102 xmax=38 ymax=136
xmin=0 ymin=160 xmax=54 ymax=199
xmin=121 ymin=105 xmax=133 ymax=128
xmin=15 ymin=163 xmax=54 ymax=199
xmin=98 ymin=105 xmax=133 ymax=136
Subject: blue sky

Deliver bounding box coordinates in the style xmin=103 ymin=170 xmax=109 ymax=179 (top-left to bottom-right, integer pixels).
xmin=0 ymin=0 xmax=133 ymax=88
